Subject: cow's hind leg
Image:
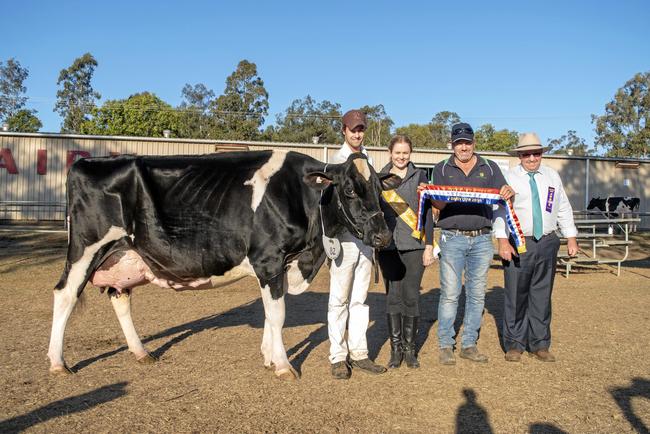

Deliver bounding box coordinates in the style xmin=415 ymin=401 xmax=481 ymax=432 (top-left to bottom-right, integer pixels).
xmin=48 ymin=280 xmax=79 ymax=374
xmin=260 ymin=286 xmax=298 ymax=380
xmin=108 ymin=288 xmax=156 ymax=364
xmin=48 ymin=226 xmax=128 ymax=374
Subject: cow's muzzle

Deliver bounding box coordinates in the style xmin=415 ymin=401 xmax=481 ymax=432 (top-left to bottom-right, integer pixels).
xmin=364 ymin=212 xmax=392 ymax=249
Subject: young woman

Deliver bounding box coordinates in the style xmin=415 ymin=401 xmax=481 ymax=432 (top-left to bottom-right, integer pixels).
xmin=378 ymin=135 xmax=436 ymax=369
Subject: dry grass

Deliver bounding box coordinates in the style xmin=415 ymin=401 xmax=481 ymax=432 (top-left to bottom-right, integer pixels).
xmin=0 ymin=231 xmax=649 ymax=433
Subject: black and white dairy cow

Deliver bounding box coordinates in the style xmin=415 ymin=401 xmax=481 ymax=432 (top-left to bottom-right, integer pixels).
xmin=587 ymin=196 xmax=640 ymax=217
xmin=48 ymin=150 xmax=400 ymax=379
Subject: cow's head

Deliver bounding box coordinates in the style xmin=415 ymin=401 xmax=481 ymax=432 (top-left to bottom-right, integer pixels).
xmin=587 ymin=197 xmax=605 ymax=210
xmin=304 ymin=153 xmax=401 ymax=248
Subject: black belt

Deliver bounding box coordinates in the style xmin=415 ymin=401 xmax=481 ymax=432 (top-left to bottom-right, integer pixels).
xmin=446 ymin=227 xmax=492 ymax=237
xmin=525 ymin=233 xmax=554 ymax=241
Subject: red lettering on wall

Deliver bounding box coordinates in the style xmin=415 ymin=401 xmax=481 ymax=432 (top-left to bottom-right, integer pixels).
xmin=66 ymin=150 xmax=92 ymax=169
xmin=0 ymin=148 xmax=18 ymax=174
xmin=37 ymin=149 xmax=47 ymax=175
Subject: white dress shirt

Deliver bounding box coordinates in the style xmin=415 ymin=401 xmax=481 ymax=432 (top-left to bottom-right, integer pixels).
xmin=494 ymin=164 xmax=577 ymax=239
xmin=330 ymin=142 xmax=373 ymax=165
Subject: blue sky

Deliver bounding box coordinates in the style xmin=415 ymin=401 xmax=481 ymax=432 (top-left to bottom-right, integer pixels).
xmin=4 ymin=0 xmax=650 ymax=148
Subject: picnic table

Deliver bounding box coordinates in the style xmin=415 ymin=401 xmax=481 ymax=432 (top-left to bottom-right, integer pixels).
xmin=558 ymin=216 xmax=641 ymax=277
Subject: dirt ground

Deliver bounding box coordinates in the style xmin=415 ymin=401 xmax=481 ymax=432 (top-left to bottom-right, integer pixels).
xmin=1 ymin=230 xmax=649 ymax=433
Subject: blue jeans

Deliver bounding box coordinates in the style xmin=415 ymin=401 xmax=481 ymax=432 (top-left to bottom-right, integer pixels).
xmin=437 ymin=230 xmax=493 ymax=349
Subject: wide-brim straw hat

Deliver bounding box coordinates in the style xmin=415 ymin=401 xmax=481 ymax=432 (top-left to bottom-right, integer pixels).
xmin=508 ymin=132 xmax=551 ymax=155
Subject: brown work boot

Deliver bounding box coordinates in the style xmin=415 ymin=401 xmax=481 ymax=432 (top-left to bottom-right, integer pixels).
xmin=531 ymin=349 xmax=556 ymax=362
xmin=460 ymin=346 xmax=489 ymax=363
xmin=331 ymin=361 xmax=351 ymax=380
xmin=504 ymin=349 xmax=523 ymax=362
xmin=350 ymin=358 xmax=387 ymax=375
xmin=439 ymin=347 xmax=456 ymax=365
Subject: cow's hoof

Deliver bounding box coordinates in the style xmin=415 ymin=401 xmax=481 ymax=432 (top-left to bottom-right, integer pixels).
xmin=274 ymin=366 xmax=299 ymax=381
xmin=50 ymin=364 xmax=73 ymax=375
xmin=264 ymin=362 xmax=275 ymax=371
xmin=137 ymin=353 xmax=158 ymax=364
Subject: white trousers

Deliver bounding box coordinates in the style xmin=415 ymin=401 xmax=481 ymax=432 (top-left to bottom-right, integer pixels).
xmin=328 ymin=233 xmax=374 ymax=363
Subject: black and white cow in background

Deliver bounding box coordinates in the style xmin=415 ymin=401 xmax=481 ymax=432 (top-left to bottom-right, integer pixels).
xmin=48 ymin=151 xmax=400 ymax=380
xmin=587 ymin=196 xmax=640 ymax=217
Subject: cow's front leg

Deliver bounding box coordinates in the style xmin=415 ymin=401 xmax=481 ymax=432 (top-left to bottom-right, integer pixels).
xmin=260 ymin=286 xmax=298 ymax=380
xmin=109 ymin=288 xmax=156 ymax=363
xmin=261 ymin=319 xmax=273 ymax=369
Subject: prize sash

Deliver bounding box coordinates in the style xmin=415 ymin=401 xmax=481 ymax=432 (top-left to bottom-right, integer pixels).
xmin=416 ymin=185 xmax=526 ymax=253
xmin=382 ymin=189 xmax=441 ymax=255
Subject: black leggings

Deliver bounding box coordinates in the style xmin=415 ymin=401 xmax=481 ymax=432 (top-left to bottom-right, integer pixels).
xmin=378 ymin=249 xmax=424 ymax=317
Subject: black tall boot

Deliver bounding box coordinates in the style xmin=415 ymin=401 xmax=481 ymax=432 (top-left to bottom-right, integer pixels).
xmin=402 ymin=316 xmax=420 ymax=368
xmin=387 ymin=313 xmax=403 ymax=369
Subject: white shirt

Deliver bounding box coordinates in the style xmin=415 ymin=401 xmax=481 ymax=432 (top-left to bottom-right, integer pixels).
xmin=494 ymin=164 xmax=577 ymax=239
xmin=330 ymin=142 xmax=373 ymax=166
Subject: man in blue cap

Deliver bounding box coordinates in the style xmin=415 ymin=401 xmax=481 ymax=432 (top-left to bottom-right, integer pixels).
xmin=430 ymin=122 xmax=513 ymax=365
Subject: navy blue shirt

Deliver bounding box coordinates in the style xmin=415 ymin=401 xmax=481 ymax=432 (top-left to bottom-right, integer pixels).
xmin=431 ymin=155 xmax=507 ymax=230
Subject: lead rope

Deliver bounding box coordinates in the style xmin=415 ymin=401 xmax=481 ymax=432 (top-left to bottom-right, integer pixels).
xmin=319 ymin=163 xmax=329 ymax=237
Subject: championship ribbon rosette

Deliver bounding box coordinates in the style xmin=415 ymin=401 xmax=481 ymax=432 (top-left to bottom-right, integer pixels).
xmin=417 ymin=185 xmax=526 ymax=254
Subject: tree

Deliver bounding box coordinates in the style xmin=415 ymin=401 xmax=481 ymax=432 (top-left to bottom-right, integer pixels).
xmin=54 ymin=53 xmax=101 ymax=133
xmin=395 ymin=123 xmax=437 ymax=148
xmin=81 ymin=92 xmax=180 ymax=137
xmin=592 ymin=71 xmax=650 ymax=157
xmin=359 ymin=104 xmax=393 ymax=147
xmin=270 ymin=95 xmax=342 ymax=144
xmin=177 ymin=83 xmax=216 ymax=139
xmin=474 ymin=123 xmax=518 ymax=152
xmin=548 ymin=130 xmax=590 ymax=156
xmin=6 ymin=109 xmax=42 ymax=132
xmin=430 ymin=111 xmax=461 ymax=147
xmin=0 ymin=58 xmax=29 ymax=122
xmin=210 ymin=60 xmax=269 ymax=140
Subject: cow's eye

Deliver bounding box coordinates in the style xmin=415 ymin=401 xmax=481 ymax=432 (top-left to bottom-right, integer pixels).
xmin=343 ymin=187 xmax=357 ymax=198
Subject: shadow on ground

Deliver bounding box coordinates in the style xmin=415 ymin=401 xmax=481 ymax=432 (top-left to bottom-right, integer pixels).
xmin=610 ymin=377 xmax=650 ymax=433
xmin=0 ymin=382 xmax=128 ymax=432
xmin=70 ymin=287 xmax=449 ymax=375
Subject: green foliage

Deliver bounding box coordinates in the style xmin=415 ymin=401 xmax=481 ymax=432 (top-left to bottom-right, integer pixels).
xmin=269 ymin=95 xmax=342 ymax=144
xmin=430 ymin=111 xmax=460 ymax=146
xmin=54 ymin=53 xmax=101 ymax=133
xmin=0 ymin=58 xmax=29 ymax=122
xmin=359 ymin=104 xmax=393 ymax=147
xmin=474 ymin=124 xmax=518 ymax=152
xmin=210 ymin=60 xmax=269 ymax=140
xmin=80 ymin=92 xmax=180 ymax=137
xmin=6 ymin=109 xmax=42 ymax=132
xmin=592 ymin=71 xmax=650 ymax=157
xmin=177 ymin=83 xmax=216 ymax=139
xmin=395 ymin=123 xmax=437 ymax=148
xmin=548 ymin=130 xmax=590 ymax=156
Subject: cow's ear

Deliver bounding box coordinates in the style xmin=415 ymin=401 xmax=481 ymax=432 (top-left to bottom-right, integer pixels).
xmin=379 ymin=173 xmax=402 ymax=191
xmin=303 ymin=172 xmax=334 ymax=191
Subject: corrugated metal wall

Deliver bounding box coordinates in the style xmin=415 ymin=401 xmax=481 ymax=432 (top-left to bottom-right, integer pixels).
xmin=1 ymin=132 xmax=648 ymax=227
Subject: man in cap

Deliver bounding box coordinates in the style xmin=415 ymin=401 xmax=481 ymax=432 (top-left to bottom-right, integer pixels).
xmin=494 ymin=133 xmax=578 ymax=362
xmin=327 ymin=109 xmax=387 ymax=379
xmin=430 ymin=122 xmax=514 ymax=365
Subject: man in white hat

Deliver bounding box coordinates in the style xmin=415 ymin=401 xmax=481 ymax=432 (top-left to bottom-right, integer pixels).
xmin=494 ymin=132 xmax=579 ymax=362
